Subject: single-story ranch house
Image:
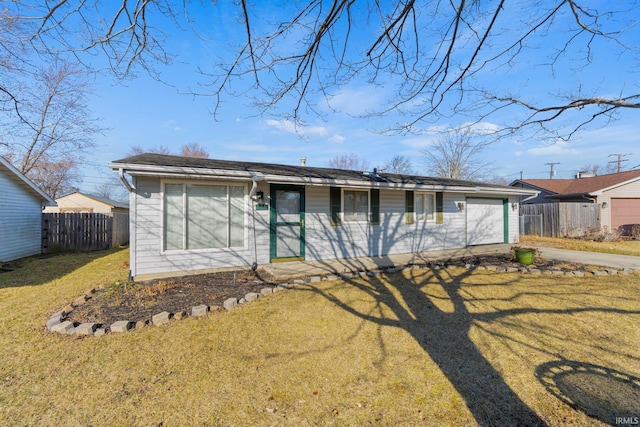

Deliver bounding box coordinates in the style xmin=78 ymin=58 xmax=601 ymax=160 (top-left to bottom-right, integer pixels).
xmin=110 ymin=154 xmax=537 ymax=280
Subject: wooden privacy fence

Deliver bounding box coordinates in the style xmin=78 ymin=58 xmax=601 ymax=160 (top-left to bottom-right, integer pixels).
xmin=519 ymin=203 xmax=601 ymax=238
xmin=112 ymin=211 xmax=129 ymax=248
xmin=42 ymin=212 xmax=129 ymax=253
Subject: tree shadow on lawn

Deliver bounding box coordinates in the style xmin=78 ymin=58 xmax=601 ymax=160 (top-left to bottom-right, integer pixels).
xmin=305 ymin=265 xmax=640 ymax=426
xmin=536 ymin=359 xmax=640 ymax=425
xmin=0 ymin=248 xmax=125 ymax=290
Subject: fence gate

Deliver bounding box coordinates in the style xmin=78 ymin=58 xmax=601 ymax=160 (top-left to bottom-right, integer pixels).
xmin=519 ymin=203 xmax=601 ymax=237
xmin=559 ymin=203 xmax=600 ymax=237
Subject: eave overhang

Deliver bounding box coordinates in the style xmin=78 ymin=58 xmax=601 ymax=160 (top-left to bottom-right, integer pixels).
xmin=109 ymin=162 xmax=539 ymax=197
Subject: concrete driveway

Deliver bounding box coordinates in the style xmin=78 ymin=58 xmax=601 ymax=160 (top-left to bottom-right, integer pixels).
xmin=534 ymin=246 xmax=640 ymax=269
xmin=263 ymin=244 xmax=639 ymax=281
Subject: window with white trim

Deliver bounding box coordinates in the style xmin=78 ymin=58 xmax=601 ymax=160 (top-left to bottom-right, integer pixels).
xmin=415 ymin=192 xmax=435 ymax=221
xmin=164 ymin=183 xmax=245 ymax=251
xmin=343 ymin=189 xmax=369 ymax=222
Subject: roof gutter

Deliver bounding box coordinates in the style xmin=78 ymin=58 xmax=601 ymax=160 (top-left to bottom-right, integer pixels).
xmin=109 ymin=162 xmax=538 ymax=196
xmin=544 ymin=192 xmax=596 ymax=202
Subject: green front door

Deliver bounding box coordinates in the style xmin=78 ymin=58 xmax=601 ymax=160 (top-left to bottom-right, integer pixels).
xmin=270 ymin=184 xmax=305 ymax=262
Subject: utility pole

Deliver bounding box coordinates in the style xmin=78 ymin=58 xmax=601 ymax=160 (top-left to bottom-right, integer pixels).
xmin=545 ymin=162 xmax=560 ymax=179
xmin=608 ymin=153 xmax=632 ymax=173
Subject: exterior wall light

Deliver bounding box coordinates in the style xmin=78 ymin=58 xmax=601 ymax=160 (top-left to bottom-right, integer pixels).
xmin=512 ymin=202 xmax=518 ymax=211
xmin=457 ymin=202 xmax=465 ymax=211
xmin=254 ymin=191 xmax=264 ymax=204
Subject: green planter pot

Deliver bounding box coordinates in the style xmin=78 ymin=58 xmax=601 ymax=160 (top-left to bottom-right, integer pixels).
xmin=515 ymin=249 xmax=536 ymax=265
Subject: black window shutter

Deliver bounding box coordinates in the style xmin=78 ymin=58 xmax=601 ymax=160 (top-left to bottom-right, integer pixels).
xmin=405 ymin=190 xmax=415 ymax=224
xmin=330 ymin=187 xmax=342 ymax=226
xmin=370 ymin=189 xmax=380 ymax=225
xmin=436 ymin=192 xmax=444 ymax=224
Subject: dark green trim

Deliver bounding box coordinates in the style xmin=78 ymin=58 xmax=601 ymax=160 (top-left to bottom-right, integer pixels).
xmin=405 ymin=190 xmax=414 ymax=224
xmin=370 ymin=189 xmax=380 ymax=225
xmin=271 ymin=256 xmax=305 ymax=263
xmin=269 ymin=189 xmax=276 ymax=260
xmin=329 ymin=186 xmax=342 ymax=226
xmin=270 ymin=184 xmax=305 ymax=261
xmin=503 ymin=198 xmax=509 ymax=243
xmin=435 ymin=192 xmax=444 ymax=224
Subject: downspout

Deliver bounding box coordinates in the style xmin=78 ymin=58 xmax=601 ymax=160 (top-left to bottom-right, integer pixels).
xmin=118 ymin=168 xmax=135 ymax=282
xmin=118 ymin=168 xmax=135 ymax=192
xmin=249 ymin=174 xmax=266 ymax=271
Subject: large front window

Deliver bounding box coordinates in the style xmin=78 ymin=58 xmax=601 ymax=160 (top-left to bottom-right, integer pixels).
xmin=164 ymin=183 xmax=245 ymax=251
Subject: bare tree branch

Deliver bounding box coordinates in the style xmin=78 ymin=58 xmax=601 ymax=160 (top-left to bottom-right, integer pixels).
xmin=3 ymin=1 xmax=639 ymax=139
xmin=328 ymin=152 xmax=370 ymax=170
xmin=0 ymin=61 xmax=104 ymax=197
xmin=421 ymin=127 xmax=495 ymax=180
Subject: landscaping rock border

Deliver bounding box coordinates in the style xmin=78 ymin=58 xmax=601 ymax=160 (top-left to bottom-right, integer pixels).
xmin=46 ymin=262 xmax=636 ymax=338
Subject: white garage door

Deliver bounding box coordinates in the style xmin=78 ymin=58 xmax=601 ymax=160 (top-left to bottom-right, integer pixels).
xmin=467 ymin=198 xmax=505 ymax=245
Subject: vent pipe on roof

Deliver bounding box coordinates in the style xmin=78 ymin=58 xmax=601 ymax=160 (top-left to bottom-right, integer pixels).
xmin=300 ymin=157 xmax=307 ymax=166
xmin=575 ymin=171 xmax=596 ymax=179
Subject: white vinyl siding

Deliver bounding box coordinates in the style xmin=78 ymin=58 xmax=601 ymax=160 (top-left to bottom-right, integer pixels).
xmin=304 ymin=187 xmax=468 ymax=262
xmin=128 ymin=175 xmax=521 ymax=279
xmin=508 ymin=197 xmax=519 ymax=243
xmin=131 ymin=177 xmax=268 ymax=279
xmin=0 ymin=170 xmax=44 ymax=262
xmin=163 ymin=183 xmax=245 ymax=251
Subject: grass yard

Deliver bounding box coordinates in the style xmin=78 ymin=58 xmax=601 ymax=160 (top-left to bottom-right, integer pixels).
xmin=521 ymin=235 xmax=640 ymax=256
xmin=1 ymin=249 xmax=639 ymax=426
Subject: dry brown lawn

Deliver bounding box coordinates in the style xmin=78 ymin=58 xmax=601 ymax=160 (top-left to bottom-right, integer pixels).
xmin=1 ymin=248 xmax=639 ymax=426
xmin=521 ymin=235 xmax=640 ymax=256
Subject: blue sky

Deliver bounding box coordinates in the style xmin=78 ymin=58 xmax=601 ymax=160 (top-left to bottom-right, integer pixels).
xmin=78 ymin=2 xmax=640 ymax=192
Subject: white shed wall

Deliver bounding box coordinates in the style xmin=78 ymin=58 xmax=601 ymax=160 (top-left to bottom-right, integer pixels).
xmin=0 ymin=171 xmax=43 ymax=262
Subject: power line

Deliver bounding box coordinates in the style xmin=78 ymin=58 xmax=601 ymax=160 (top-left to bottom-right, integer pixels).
xmin=608 ymin=153 xmax=632 ymax=173
xmin=544 ymin=162 xmax=560 ymax=179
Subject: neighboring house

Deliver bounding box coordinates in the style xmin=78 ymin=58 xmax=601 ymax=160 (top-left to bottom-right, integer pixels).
xmin=44 ymin=191 xmax=129 ymax=214
xmin=0 ymin=156 xmax=55 ymax=262
xmin=511 ymin=169 xmax=640 ymax=234
xmin=109 ymin=153 xmax=537 ymax=280
xmin=43 ymin=191 xmax=130 ymax=248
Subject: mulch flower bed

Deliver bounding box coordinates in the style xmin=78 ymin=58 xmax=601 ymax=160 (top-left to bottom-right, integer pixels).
xmin=67 ymin=254 xmax=600 ymax=328
xmin=69 ymin=269 xmax=277 ymax=327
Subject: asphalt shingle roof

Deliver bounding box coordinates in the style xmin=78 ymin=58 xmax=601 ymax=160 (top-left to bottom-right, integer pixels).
xmin=112 ymin=153 xmax=509 ymax=189
xmin=516 ymin=169 xmax=640 ymax=195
